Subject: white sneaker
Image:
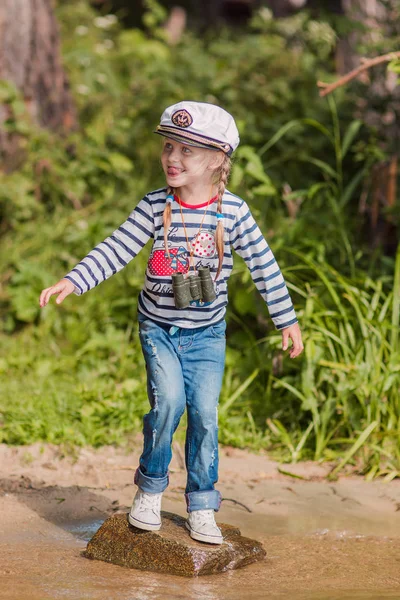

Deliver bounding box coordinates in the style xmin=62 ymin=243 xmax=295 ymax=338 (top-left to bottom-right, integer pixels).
xmin=128 ymin=488 xmax=162 ymax=531
xmin=185 ymin=509 xmax=223 ymax=544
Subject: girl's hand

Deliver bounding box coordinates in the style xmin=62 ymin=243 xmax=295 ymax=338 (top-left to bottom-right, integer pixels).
xmin=282 ymin=322 xmax=304 ymax=358
xmin=39 ymin=278 xmax=75 ymax=308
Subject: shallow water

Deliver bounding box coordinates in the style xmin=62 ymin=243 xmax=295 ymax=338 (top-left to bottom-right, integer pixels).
xmin=2 ymin=487 xmax=400 ymax=599
xmin=5 ymin=531 xmax=400 ymax=600
xmin=45 ymin=512 xmax=400 ymax=600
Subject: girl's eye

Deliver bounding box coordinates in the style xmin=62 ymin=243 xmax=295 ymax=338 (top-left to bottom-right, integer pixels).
xmin=182 ymin=147 xmax=191 ymax=154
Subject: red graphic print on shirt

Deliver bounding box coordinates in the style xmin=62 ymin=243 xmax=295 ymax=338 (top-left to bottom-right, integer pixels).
xmin=148 ymin=246 xmax=189 ymax=276
xmin=191 ymin=230 xmax=216 ymax=258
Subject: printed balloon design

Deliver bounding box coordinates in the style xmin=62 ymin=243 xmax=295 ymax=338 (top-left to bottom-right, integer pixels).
xmin=148 ymin=246 xmax=189 ymax=276
xmin=191 ymin=230 xmax=216 ymax=258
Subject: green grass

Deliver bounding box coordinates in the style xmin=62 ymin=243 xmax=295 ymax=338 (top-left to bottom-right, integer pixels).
xmin=0 ymin=319 xmax=268 ymax=450
xmin=259 ymin=247 xmax=400 ymax=478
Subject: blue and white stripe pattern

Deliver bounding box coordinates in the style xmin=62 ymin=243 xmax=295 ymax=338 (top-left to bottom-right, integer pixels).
xmin=64 ymin=187 xmax=298 ymax=330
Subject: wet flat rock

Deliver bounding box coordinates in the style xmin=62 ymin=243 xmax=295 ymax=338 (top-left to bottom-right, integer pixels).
xmin=84 ymin=511 xmax=266 ymax=577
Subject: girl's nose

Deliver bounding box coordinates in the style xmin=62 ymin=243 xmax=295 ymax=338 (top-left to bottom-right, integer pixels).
xmin=168 ymin=147 xmax=181 ymax=162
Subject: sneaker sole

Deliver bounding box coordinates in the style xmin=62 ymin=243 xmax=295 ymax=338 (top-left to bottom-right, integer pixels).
xmin=128 ymin=514 xmax=161 ymax=531
xmin=185 ymin=520 xmax=223 ymax=545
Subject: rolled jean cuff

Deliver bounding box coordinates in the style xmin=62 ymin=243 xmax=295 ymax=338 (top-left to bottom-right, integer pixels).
xmin=134 ymin=466 xmax=169 ymax=493
xmin=185 ymin=490 xmax=222 ymax=513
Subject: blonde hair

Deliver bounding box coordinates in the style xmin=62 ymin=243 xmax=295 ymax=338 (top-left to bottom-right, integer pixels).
xmin=214 ymin=153 xmax=231 ymax=281
xmin=163 ymin=186 xmax=174 ymax=255
xmin=162 ymin=152 xmax=232 ymax=281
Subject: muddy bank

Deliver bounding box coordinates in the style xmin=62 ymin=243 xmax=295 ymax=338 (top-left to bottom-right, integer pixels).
xmin=1 ymin=441 xmax=400 ymax=599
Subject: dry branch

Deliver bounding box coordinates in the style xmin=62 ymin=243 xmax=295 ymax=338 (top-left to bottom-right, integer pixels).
xmin=317 ymin=51 xmax=400 ymax=97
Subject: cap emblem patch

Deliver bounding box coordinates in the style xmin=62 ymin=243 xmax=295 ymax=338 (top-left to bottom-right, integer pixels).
xmin=171 ymin=109 xmax=193 ymax=128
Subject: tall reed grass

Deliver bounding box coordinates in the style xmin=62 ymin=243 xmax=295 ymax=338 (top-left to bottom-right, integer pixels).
xmin=253 ymin=246 xmax=400 ymax=479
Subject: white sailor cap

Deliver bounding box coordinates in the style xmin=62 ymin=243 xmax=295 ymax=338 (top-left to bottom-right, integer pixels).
xmin=154 ymin=101 xmax=240 ymax=156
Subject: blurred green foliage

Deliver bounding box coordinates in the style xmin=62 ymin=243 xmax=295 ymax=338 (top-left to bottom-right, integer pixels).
xmin=1 ymin=0 xmax=399 ymax=477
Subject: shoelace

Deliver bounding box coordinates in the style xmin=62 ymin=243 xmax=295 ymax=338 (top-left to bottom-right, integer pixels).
xmin=138 ymin=493 xmax=161 ymax=513
xmin=191 ymin=510 xmax=216 ymax=527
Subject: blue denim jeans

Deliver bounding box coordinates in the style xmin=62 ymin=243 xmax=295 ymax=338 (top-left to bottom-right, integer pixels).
xmin=134 ymin=312 xmax=226 ymax=512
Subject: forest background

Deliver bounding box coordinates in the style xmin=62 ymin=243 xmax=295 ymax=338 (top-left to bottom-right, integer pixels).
xmin=1 ymin=0 xmax=400 ymax=480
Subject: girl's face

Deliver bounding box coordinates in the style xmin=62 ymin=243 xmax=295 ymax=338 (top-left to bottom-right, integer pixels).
xmin=161 ymin=138 xmax=220 ymax=189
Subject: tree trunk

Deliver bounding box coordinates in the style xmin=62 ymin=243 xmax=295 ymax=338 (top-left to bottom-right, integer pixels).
xmin=0 ymin=0 xmax=76 ymax=168
xmin=337 ymin=0 xmax=388 ymax=73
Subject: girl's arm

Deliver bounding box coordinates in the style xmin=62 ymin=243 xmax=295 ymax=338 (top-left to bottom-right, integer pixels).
xmin=39 ymin=195 xmax=154 ymax=307
xmin=63 ymin=195 xmax=154 ymax=295
xmin=229 ymin=200 xmax=296 ymax=330
xmin=229 ymin=200 xmax=303 ymax=357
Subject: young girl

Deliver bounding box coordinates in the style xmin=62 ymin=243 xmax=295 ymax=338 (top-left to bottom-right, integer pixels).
xmin=39 ymin=101 xmax=303 ymax=545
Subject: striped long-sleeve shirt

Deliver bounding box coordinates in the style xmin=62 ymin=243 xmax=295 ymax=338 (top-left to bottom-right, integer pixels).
xmin=64 ymin=187 xmax=298 ymax=330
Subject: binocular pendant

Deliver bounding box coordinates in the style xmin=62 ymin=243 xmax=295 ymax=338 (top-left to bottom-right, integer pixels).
xmin=171 ymin=267 xmax=216 ymax=308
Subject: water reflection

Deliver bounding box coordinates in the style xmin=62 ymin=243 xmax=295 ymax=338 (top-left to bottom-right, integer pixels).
xmin=65 ymin=518 xmax=105 ymax=540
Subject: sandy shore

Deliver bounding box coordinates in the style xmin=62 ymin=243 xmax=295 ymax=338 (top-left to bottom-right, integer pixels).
xmin=1 ymin=440 xmax=400 ymax=599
